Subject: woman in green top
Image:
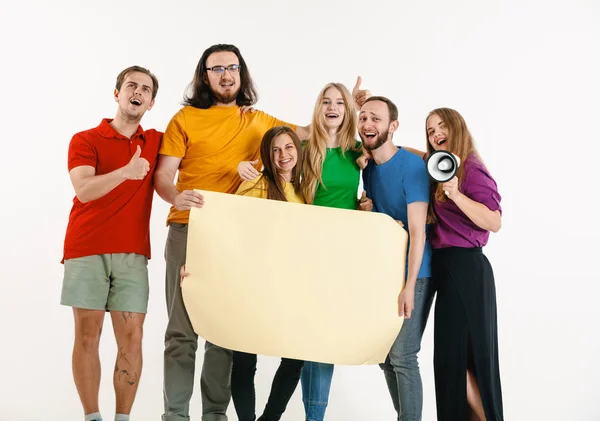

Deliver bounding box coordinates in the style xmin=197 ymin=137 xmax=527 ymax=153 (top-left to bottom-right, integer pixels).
xmin=300 ymin=82 xmax=365 ymax=421
xmin=301 ymin=82 xmax=362 ymax=209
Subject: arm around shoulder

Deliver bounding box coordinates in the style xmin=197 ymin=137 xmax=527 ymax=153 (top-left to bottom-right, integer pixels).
xmin=402 ymin=146 xmax=427 ymax=159
xmin=294 ymin=125 xmax=310 ymax=140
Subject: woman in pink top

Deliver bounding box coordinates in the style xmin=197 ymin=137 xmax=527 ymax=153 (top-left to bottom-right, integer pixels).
xmin=420 ymin=108 xmax=504 ymax=421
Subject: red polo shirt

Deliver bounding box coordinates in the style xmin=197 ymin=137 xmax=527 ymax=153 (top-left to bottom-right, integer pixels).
xmin=62 ymin=119 xmax=163 ymax=262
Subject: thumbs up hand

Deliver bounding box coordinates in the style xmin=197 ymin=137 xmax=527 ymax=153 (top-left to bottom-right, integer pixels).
xmin=358 ymin=190 xmax=373 ymax=212
xmin=352 ymin=76 xmax=371 ymax=109
xmin=123 ymin=145 xmax=150 ymax=180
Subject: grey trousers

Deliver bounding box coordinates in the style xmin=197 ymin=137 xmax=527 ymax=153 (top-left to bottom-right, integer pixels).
xmin=162 ymin=222 xmax=232 ymax=421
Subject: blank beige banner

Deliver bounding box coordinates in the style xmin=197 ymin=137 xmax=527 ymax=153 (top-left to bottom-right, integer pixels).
xmin=182 ymin=190 xmax=407 ymax=365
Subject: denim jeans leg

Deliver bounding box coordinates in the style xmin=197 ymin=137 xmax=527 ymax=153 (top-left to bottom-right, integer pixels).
xmin=379 ymin=355 xmax=400 ymax=413
xmin=300 ymin=361 xmax=334 ymax=421
xmin=388 ymin=277 xmax=435 ymax=421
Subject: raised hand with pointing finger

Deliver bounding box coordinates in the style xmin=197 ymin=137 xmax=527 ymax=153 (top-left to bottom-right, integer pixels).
xmin=122 ymin=145 xmax=150 ymax=180
xmin=352 ymin=76 xmax=371 ymax=109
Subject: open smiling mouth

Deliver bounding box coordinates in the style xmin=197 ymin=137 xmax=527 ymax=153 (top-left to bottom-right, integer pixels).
xmin=437 ymin=138 xmax=447 ymax=145
xmin=130 ymin=98 xmax=142 ymax=106
xmin=325 ymin=113 xmax=339 ymax=119
xmin=363 ymin=131 xmax=377 ymax=140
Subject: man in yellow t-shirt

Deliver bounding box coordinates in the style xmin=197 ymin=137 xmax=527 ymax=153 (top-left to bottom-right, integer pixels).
xmin=155 ymin=43 xmax=370 ymax=421
xmin=154 ymin=44 xmax=308 ymax=421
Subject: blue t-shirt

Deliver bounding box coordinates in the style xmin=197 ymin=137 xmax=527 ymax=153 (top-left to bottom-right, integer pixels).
xmin=363 ymin=147 xmax=432 ymax=279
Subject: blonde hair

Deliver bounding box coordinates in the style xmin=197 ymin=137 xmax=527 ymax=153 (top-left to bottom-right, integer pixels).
xmin=302 ymin=83 xmax=359 ymax=203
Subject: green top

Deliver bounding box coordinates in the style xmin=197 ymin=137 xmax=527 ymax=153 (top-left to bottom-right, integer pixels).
xmin=312 ymin=142 xmax=362 ymax=210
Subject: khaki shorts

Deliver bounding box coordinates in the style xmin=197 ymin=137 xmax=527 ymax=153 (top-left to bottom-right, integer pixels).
xmin=61 ymin=253 xmax=149 ymax=313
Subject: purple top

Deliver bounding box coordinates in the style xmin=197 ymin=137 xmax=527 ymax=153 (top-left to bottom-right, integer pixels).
xmin=430 ymin=154 xmax=502 ymax=249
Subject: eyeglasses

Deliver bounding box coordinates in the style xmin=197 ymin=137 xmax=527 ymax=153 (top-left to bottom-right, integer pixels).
xmin=206 ymin=64 xmax=241 ymax=74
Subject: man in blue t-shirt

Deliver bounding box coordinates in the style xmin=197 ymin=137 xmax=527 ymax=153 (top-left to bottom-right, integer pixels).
xmin=358 ymin=96 xmax=435 ymax=421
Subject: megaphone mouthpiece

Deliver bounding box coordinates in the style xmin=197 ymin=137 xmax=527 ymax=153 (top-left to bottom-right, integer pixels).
xmin=437 ymin=157 xmax=454 ymax=171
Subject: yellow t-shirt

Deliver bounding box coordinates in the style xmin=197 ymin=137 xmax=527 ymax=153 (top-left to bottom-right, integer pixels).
xmin=236 ymin=177 xmax=305 ymax=204
xmin=159 ymin=105 xmax=296 ymax=224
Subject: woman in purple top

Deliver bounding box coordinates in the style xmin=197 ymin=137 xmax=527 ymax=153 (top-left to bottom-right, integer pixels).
xmin=412 ymin=108 xmax=503 ymax=421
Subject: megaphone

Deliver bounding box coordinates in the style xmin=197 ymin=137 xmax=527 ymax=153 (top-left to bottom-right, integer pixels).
xmin=426 ymin=150 xmax=461 ymax=183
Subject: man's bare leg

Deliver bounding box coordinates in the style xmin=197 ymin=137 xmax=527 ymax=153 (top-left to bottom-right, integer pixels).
xmin=73 ymin=308 xmax=106 ymax=415
xmin=111 ymin=311 xmax=145 ymax=415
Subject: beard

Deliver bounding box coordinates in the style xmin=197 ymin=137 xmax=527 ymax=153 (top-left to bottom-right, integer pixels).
xmin=362 ymin=130 xmax=389 ymax=151
xmin=211 ymin=83 xmax=240 ymax=105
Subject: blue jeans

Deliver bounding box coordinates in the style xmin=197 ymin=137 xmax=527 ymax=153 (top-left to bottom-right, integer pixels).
xmin=300 ymin=361 xmax=334 ymax=421
xmin=380 ymin=277 xmax=435 ymax=421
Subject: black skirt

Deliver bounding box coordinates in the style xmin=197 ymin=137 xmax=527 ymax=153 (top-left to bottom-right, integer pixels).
xmin=432 ymin=247 xmax=504 ymax=421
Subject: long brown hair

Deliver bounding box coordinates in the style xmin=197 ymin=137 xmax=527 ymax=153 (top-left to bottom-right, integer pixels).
xmin=425 ymin=108 xmax=484 ymax=223
xmin=426 ymin=108 xmax=482 ymax=203
xmin=302 ymin=83 xmax=359 ymax=204
xmin=239 ymin=126 xmax=304 ymax=202
xmin=183 ymin=44 xmax=258 ymax=109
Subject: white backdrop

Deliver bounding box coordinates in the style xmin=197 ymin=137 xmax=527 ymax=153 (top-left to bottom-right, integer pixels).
xmin=1 ymin=0 xmax=598 ymax=420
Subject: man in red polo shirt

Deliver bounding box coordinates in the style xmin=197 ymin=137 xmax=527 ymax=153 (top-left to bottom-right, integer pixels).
xmin=60 ymin=65 xmax=162 ymax=421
